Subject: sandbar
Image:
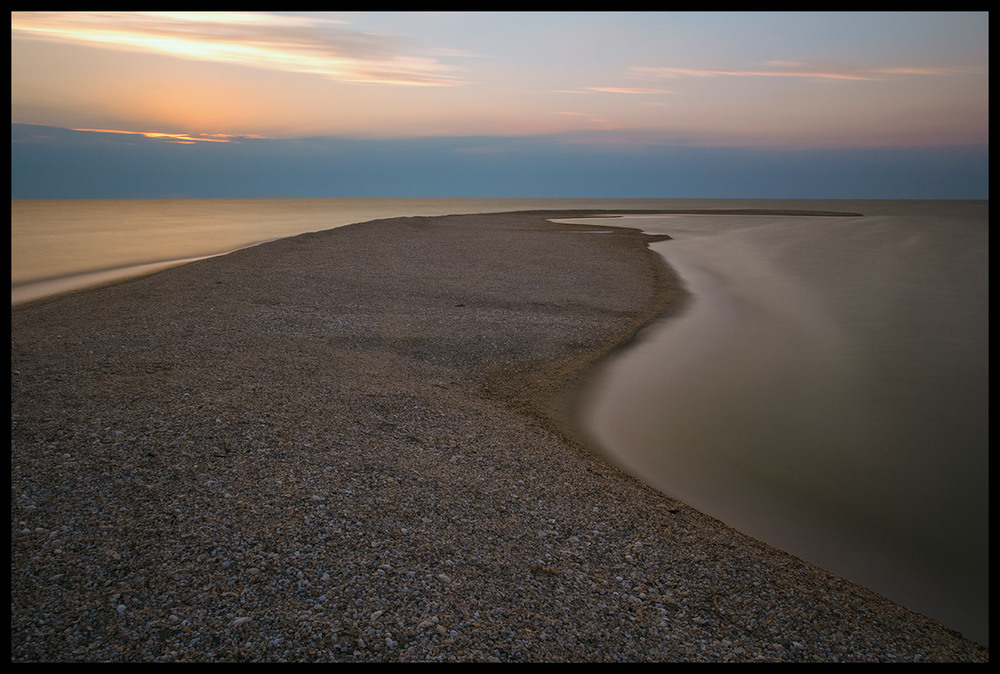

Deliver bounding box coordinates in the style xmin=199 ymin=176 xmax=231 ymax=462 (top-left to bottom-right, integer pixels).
xmin=10 ymin=211 xmax=985 ymax=662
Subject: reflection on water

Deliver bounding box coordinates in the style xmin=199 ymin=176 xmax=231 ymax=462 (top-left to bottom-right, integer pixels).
xmin=566 ymin=200 xmax=988 ymax=645
xmin=11 ymin=197 xmax=701 ymax=293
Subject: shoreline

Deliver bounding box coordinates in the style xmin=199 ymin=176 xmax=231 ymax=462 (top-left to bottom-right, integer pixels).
xmin=11 ymin=211 xmax=987 ymax=662
xmin=10 ymin=205 xmax=863 ymax=309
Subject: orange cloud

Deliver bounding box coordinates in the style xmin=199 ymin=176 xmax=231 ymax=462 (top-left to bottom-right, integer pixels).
xmin=11 ymin=11 xmax=467 ymax=87
xmin=71 ymin=128 xmax=263 ymax=143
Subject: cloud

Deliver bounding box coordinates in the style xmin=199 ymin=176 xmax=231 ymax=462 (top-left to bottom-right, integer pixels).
xmin=630 ymin=60 xmax=974 ymax=82
xmin=69 ymin=128 xmax=267 ymax=144
xmin=10 ymin=123 xmax=989 ymax=200
xmin=554 ymin=86 xmax=674 ymax=96
xmin=10 ymin=11 xmax=467 ymax=86
xmin=582 ymin=87 xmax=675 ymax=95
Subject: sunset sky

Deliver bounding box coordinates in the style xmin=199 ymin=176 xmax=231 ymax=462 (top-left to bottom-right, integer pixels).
xmin=10 ymin=11 xmax=989 ymax=199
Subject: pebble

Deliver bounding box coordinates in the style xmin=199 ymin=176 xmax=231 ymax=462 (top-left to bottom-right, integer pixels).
xmin=10 ymin=213 xmax=988 ymax=663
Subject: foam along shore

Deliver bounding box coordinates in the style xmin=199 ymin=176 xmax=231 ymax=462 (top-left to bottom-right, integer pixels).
xmin=10 ymin=211 xmax=986 ymax=662
xmin=11 ymin=255 xmax=225 ymax=307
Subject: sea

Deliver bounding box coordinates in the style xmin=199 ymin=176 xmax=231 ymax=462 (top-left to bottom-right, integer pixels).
xmin=10 ymin=197 xmax=989 ymax=646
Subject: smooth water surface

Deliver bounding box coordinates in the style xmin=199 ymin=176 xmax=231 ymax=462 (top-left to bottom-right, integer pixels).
xmin=12 ymin=197 xmax=679 ymax=304
xmin=565 ymin=200 xmax=988 ymax=645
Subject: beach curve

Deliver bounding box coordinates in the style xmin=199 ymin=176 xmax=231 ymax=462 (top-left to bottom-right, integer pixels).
xmin=10 ymin=211 xmax=985 ymax=662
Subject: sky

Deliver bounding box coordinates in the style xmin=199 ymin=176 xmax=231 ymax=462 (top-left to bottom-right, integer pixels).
xmin=10 ymin=11 xmax=989 ymax=199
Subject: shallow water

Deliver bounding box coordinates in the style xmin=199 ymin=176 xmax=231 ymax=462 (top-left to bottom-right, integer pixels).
xmin=11 ymin=197 xmax=682 ymax=304
xmin=565 ymin=200 xmax=988 ymax=645
xmin=11 ymin=197 xmax=989 ymax=644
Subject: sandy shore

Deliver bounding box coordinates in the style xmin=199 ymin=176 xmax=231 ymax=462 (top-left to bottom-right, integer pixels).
xmin=10 ymin=211 xmax=987 ymax=662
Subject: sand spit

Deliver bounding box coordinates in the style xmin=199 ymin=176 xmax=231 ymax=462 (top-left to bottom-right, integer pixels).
xmin=10 ymin=211 xmax=986 ymax=662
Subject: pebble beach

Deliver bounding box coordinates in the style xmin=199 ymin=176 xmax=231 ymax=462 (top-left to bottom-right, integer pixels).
xmin=10 ymin=211 xmax=988 ymax=662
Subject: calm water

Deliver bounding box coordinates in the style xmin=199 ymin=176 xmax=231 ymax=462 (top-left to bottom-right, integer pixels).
xmin=12 ymin=198 xmax=650 ymax=304
xmin=564 ymin=200 xmax=988 ymax=646
xmin=11 ymin=198 xmax=989 ymax=644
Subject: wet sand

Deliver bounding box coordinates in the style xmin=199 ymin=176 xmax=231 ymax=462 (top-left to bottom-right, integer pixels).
xmin=10 ymin=211 xmax=987 ymax=662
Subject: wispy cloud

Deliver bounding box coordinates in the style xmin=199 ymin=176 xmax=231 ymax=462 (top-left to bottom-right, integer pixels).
xmin=555 ymin=86 xmax=674 ymax=96
xmin=631 ymin=60 xmax=975 ymax=82
xmin=10 ymin=11 xmax=467 ymax=86
xmin=71 ymin=128 xmax=265 ymax=144
xmin=583 ymin=87 xmax=675 ymax=95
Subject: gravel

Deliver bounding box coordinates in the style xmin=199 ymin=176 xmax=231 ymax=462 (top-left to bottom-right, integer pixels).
xmin=10 ymin=212 xmax=988 ymax=662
